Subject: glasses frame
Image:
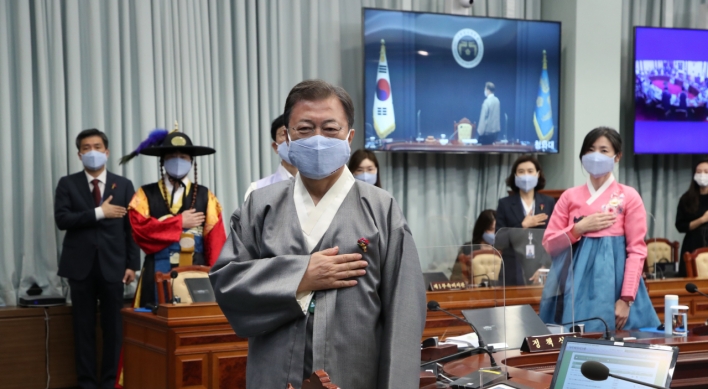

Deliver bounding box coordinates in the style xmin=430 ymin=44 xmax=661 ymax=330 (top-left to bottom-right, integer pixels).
xmin=288 ymin=122 xmax=347 ymax=138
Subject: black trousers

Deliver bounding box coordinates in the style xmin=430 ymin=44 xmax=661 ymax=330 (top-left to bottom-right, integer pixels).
xmin=478 ymin=131 xmax=498 ymax=145
xmin=68 ymin=259 xmax=125 ymax=389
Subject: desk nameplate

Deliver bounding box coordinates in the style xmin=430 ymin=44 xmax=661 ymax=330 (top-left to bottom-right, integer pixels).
xmin=429 ymin=281 xmax=468 ymax=291
xmin=520 ymin=332 xmax=579 ymax=353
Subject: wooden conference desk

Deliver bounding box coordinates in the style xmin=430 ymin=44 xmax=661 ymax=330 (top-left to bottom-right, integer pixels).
xmin=122 ymin=303 xmax=248 ymax=389
xmin=425 ymin=277 xmax=708 ymax=339
xmin=439 ymin=334 xmax=708 ymax=389
xmin=121 ymin=278 xmax=708 ymax=388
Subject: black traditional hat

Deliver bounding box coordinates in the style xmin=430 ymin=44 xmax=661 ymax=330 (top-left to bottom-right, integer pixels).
xmin=119 ymin=122 xmax=215 ymax=164
xmin=140 ymin=131 xmax=215 ymax=157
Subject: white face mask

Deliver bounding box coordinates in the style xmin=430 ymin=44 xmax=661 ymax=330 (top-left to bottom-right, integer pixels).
xmin=164 ymin=157 xmax=192 ymax=179
xmin=288 ymin=131 xmax=352 ymax=180
xmin=582 ymin=152 xmax=616 ymax=178
xmin=695 ymin=173 xmax=708 ymax=187
xmin=81 ymin=150 xmax=107 ymax=171
xmin=354 ymin=172 xmax=377 ymax=185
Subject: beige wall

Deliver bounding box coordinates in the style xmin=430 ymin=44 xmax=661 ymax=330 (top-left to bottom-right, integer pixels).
xmin=540 ymin=0 xmax=623 ymax=189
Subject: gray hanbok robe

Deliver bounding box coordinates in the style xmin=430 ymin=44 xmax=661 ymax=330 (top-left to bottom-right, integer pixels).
xmin=210 ymin=179 xmax=426 ymax=389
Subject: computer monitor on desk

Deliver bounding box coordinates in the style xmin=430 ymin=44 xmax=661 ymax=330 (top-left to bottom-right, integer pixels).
xmin=549 ymin=337 xmax=678 ymax=389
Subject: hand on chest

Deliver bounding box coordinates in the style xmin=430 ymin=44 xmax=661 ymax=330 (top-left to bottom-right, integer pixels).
xmin=571 ymin=191 xmax=626 ymax=226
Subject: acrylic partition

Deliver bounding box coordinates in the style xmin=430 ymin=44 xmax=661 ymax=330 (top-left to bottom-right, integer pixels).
xmin=420 ymin=243 xmax=508 ymax=385
xmin=494 ymin=228 xmax=575 ymax=333
xmin=645 ymin=212 xmax=679 ymax=279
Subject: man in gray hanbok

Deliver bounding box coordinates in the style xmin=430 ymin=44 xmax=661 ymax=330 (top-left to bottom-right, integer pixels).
xmin=210 ymin=80 xmax=426 ymax=389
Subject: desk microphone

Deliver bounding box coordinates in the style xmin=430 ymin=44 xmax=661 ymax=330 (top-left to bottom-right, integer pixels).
xmin=580 ymin=361 xmax=665 ymax=389
xmin=427 ymin=300 xmax=497 ymax=367
xmin=475 ymin=273 xmax=496 ymax=288
xmin=170 ymin=271 xmax=179 ymax=304
xmin=560 ymin=317 xmax=612 ymax=340
xmin=686 ymin=283 xmax=708 ymax=299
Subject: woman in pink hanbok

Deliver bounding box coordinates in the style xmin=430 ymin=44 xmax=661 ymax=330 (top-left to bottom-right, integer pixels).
xmin=541 ymin=127 xmax=660 ymax=332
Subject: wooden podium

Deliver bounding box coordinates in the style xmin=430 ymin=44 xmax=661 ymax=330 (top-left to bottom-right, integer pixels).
xmin=122 ymin=303 xmax=247 ymax=389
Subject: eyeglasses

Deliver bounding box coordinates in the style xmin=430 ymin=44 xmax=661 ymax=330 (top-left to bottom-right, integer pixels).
xmin=289 ymin=123 xmax=346 ymax=137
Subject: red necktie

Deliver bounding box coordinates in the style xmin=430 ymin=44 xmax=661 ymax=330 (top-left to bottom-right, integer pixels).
xmin=92 ymin=179 xmax=101 ymax=207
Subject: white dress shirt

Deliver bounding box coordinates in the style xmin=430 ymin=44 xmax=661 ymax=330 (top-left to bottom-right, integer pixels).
xmin=163 ymin=175 xmax=191 ymax=208
xmin=86 ymin=169 xmax=107 ymax=221
xmin=244 ymin=164 xmax=294 ymax=202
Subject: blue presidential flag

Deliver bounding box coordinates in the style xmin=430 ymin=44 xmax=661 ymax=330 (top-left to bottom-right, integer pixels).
xmin=533 ymin=50 xmax=554 ymax=141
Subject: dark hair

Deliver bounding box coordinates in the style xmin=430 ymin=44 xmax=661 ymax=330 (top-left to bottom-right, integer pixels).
xmin=578 ymin=126 xmax=622 ymax=161
xmin=472 ymin=210 xmax=496 ymax=245
xmin=283 ymin=79 xmax=355 ymax=129
xmin=681 ymin=158 xmax=708 ymax=214
xmin=485 ymin=82 xmax=495 ymax=92
xmin=270 ymin=114 xmax=286 ymax=142
xmin=348 ymin=149 xmax=381 ymax=188
xmin=75 ymin=129 xmax=109 ymax=150
xmin=506 ymin=155 xmax=546 ymax=193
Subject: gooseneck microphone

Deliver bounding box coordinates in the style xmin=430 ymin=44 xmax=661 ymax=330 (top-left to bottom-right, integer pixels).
xmin=475 ymin=273 xmax=494 ymax=288
xmin=170 ymin=271 xmax=179 ymax=304
xmin=581 ymin=361 xmax=665 ymax=389
xmin=686 ymin=283 xmax=708 ymax=299
xmin=427 ymin=300 xmax=497 ymax=367
xmin=560 ymin=317 xmax=612 ymax=340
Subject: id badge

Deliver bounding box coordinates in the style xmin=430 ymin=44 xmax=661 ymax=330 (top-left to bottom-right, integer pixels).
xmin=526 ymin=244 xmax=535 ymax=259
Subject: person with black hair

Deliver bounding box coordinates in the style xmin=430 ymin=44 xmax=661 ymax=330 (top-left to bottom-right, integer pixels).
xmin=210 ymin=79 xmax=424 ymax=389
xmin=496 ymin=155 xmax=555 ymax=285
xmin=244 ymin=114 xmax=299 ymax=201
xmin=348 ymin=149 xmax=381 ymax=188
xmin=450 ymin=210 xmax=496 ymax=283
xmin=54 ymin=128 xmax=140 ymax=389
xmin=540 ymin=126 xmax=659 ymax=332
xmin=675 ymin=159 xmax=708 ymax=276
xmin=121 ymin=125 xmax=227 ymax=307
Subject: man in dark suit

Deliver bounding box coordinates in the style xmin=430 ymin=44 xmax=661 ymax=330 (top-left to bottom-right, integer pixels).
xmin=54 ymin=129 xmax=140 ymax=389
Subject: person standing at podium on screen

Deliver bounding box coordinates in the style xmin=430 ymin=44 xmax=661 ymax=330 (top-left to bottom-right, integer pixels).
xmin=476 ymin=81 xmax=500 ymax=145
xmin=210 ymin=80 xmax=426 ymax=389
xmin=54 ymin=129 xmax=140 ymax=389
xmin=540 ymin=127 xmax=660 ymax=332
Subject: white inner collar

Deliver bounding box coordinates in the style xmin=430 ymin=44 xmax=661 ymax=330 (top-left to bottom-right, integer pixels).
xmin=293 ymin=166 xmax=355 ymax=252
xmin=586 ymin=174 xmax=615 ymax=205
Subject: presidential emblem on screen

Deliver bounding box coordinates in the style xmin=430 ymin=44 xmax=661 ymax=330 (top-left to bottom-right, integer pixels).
xmin=452 ymin=29 xmax=484 ymax=69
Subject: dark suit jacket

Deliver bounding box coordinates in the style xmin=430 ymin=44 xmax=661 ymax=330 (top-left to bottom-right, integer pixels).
xmin=55 ymin=171 xmax=140 ymax=282
xmin=661 ymin=90 xmax=672 ymax=109
xmin=496 ymin=192 xmax=555 ymax=230
xmin=495 ymin=192 xmax=556 ymax=285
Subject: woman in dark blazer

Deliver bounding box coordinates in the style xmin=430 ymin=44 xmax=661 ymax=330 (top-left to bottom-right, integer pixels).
xmin=675 ymin=158 xmax=708 ymax=277
xmin=496 ymin=155 xmax=556 ymax=285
